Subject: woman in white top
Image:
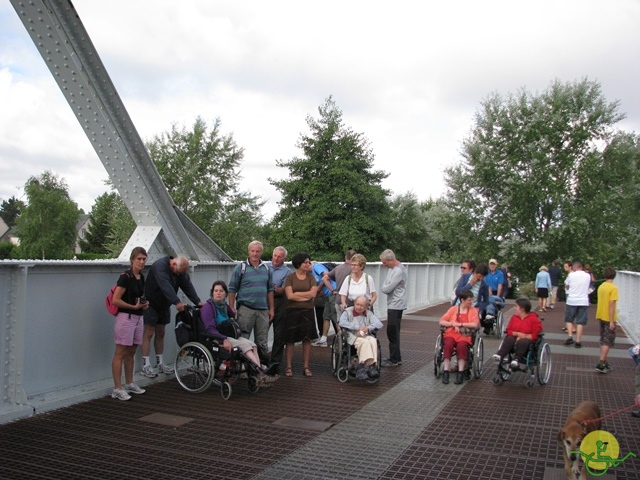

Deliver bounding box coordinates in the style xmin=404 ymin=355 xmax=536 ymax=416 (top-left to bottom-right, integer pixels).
xmin=339 ymin=253 xmax=377 ymax=311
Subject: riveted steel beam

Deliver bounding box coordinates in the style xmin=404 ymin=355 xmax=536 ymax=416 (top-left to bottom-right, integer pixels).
xmin=10 ymin=0 xmax=232 ymax=262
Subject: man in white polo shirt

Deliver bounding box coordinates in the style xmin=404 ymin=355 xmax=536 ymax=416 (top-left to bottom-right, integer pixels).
xmin=564 ymin=261 xmax=592 ymax=348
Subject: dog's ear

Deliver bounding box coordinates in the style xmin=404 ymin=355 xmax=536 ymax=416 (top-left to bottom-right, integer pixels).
xmin=557 ymin=430 xmax=565 ymax=443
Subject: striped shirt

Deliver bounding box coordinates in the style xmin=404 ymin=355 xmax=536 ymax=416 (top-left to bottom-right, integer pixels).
xmin=228 ymin=260 xmax=273 ymax=310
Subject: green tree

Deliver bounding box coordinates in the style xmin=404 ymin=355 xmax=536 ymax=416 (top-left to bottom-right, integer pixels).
xmin=388 ymin=193 xmax=429 ymax=262
xmin=79 ymin=192 xmax=120 ymax=254
xmin=103 ymin=195 xmax=136 ymax=256
xmin=147 ymin=116 xmax=264 ymax=259
xmin=15 ymin=171 xmax=79 ymax=259
xmin=0 ymin=196 xmax=26 ymax=227
xmin=443 ymin=78 xmax=624 ymax=276
xmin=269 ymin=97 xmax=393 ymax=259
xmin=574 ymin=132 xmax=640 ymax=271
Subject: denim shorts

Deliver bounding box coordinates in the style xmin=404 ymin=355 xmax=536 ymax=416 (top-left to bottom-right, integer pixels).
xmin=565 ymin=304 xmax=588 ymax=325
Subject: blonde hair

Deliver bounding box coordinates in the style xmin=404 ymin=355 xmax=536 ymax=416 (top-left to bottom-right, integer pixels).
xmin=350 ymin=253 xmax=367 ymax=270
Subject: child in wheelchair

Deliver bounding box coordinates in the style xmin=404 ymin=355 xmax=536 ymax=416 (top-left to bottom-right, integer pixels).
xmin=492 ymin=298 xmax=542 ymax=371
xmin=439 ymin=290 xmax=480 ymax=384
xmin=338 ymin=296 xmax=383 ymax=380
xmin=200 ymin=280 xmax=278 ymax=386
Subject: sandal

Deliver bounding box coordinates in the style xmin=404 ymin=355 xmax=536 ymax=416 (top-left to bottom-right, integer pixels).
xmin=303 ymin=368 xmax=313 ymax=377
xmin=284 ymin=368 xmax=293 ymax=377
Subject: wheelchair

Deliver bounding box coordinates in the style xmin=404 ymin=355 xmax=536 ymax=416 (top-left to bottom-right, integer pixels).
xmin=482 ymin=300 xmax=505 ymax=338
xmin=331 ymin=329 xmax=381 ymax=384
xmin=173 ymin=307 xmax=271 ymax=400
xmin=492 ymin=333 xmax=552 ymax=388
xmin=433 ymin=327 xmax=484 ymax=380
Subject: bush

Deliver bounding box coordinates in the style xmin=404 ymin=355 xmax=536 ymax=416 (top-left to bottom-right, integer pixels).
xmin=518 ymin=281 xmax=536 ymax=299
xmin=0 ymin=241 xmax=15 ymax=260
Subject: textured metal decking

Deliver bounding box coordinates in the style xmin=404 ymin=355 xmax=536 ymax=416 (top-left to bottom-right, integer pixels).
xmin=1 ymin=302 xmax=638 ymax=479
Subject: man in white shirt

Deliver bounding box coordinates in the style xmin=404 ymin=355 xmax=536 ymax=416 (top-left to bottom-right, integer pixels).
xmin=564 ymin=261 xmax=592 ymax=348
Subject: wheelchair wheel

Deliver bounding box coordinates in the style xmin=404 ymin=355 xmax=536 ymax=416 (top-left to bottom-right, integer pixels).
xmin=337 ymin=367 xmax=349 ymax=383
xmin=433 ymin=334 xmax=443 ymax=378
xmin=175 ymin=342 xmax=214 ymax=393
xmin=536 ymin=342 xmax=552 ymax=385
xmin=220 ymin=381 xmax=232 ymax=400
xmin=247 ymin=375 xmax=260 ymax=394
xmin=472 ymin=336 xmax=484 ymax=379
xmin=495 ymin=311 xmax=504 ymax=338
xmin=331 ymin=335 xmax=343 ymax=374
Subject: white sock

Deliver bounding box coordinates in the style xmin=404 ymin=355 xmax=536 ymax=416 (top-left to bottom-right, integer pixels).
xmin=156 ymin=354 xmax=164 ymax=366
xmin=143 ymin=356 xmax=151 ymax=367
xmin=320 ymin=336 xmax=327 ymax=342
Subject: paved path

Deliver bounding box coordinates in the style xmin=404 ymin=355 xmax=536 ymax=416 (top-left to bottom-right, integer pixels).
xmin=0 ymin=301 xmax=638 ymax=479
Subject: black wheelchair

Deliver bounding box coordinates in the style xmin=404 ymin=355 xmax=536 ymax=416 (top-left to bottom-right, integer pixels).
xmin=173 ymin=306 xmax=274 ymax=400
xmin=481 ymin=301 xmax=505 ymax=338
xmin=331 ymin=329 xmax=381 ymax=384
xmin=492 ymin=333 xmax=552 ymax=388
xmin=433 ymin=327 xmax=484 ymax=381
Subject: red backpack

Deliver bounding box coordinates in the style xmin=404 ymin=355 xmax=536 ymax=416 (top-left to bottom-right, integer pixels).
xmin=105 ymin=272 xmax=132 ymax=316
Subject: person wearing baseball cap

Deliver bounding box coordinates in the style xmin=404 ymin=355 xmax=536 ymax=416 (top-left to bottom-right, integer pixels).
xmin=486 ymin=259 xmax=504 ymax=298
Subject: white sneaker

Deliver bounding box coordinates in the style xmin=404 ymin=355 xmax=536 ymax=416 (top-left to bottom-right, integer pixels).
xmin=111 ymin=388 xmax=131 ymax=401
xmin=510 ymin=360 xmax=519 ymax=370
xmin=485 ymin=314 xmax=495 ymax=320
xmin=492 ymin=354 xmax=501 ymax=363
xmin=157 ymin=363 xmax=174 ymax=374
xmin=312 ymin=339 xmax=328 ymax=347
xmin=141 ymin=364 xmax=158 ymax=378
xmin=124 ymin=383 xmax=146 ymax=395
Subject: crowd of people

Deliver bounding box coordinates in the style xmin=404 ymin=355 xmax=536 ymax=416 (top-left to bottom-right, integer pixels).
xmin=109 ymin=243 xmax=407 ymax=399
xmin=109 ymin=247 xmax=639 ymax=414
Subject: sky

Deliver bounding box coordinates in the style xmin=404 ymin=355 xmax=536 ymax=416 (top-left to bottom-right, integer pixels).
xmin=1 ymin=0 xmax=639 ymax=220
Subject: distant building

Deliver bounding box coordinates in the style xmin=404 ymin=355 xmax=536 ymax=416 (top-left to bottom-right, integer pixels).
xmin=75 ymin=214 xmax=91 ymax=254
xmin=0 ymin=217 xmax=19 ymax=246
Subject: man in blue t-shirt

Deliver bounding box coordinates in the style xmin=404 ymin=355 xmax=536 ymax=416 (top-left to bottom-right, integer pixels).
xmin=485 ymin=259 xmax=504 ymax=297
xmin=311 ymin=262 xmax=337 ymax=347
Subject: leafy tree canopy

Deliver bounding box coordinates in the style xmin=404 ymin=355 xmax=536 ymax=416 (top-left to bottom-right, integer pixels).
xmin=146 ymin=116 xmax=264 ymax=259
xmin=443 ymin=78 xmax=627 ymax=277
xmin=0 ymin=196 xmax=26 ymax=227
xmin=15 ymin=171 xmax=79 ymax=259
xmin=269 ymin=96 xmax=393 ymax=260
xmin=79 ymin=191 xmax=120 ymax=255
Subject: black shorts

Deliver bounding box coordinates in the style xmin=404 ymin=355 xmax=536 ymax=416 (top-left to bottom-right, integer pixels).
xmin=143 ymin=305 xmax=171 ymax=326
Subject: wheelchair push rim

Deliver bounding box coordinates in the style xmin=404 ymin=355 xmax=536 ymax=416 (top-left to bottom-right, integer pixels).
xmin=433 ymin=334 xmax=443 ymax=378
xmin=473 ymin=336 xmax=484 ymax=379
xmin=536 ymin=342 xmax=552 ymax=385
xmin=175 ymin=342 xmax=215 ymax=394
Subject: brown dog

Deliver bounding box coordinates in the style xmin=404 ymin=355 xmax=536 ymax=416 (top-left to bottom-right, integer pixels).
xmin=557 ymin=400 xmax=602 ymax=480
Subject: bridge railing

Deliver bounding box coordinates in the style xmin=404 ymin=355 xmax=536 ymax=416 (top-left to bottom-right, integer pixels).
xmin=0 ymin=260 xmax=458 ymax=423
xmin=614 ymin=271 xmax=640 ymax=346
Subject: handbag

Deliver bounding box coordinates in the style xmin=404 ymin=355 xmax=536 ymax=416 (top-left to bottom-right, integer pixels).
xmin=217 ymin=319 xmax=242 ymax=339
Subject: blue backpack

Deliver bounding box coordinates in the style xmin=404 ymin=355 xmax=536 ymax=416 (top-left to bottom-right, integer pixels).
xmin=312 ymin=263 xmax=336 ymax=297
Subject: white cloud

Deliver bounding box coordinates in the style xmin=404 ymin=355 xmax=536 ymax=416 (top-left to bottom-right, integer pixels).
xmin=1 ymin=0 xmax=639 ymax=221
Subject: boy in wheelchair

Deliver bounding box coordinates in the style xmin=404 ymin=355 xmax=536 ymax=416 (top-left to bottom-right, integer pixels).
xmin=492 ymin=298 xmax=542 ymax=370
xmin=200 ymin=280 xmax=278 ymax=386
xmin=338 ymin=296 xmax=383 ymax=380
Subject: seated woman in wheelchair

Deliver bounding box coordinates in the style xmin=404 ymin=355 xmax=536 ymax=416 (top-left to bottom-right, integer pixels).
xmin=339 ymin=296 xmax=383 ymax=380
xmin=439 ymin=290 xmax=480 ymax=384
xmin=492 ymin=298 xmax=543 ymax=370
xmin=200 ymin=280 xmax=277 ymax=384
